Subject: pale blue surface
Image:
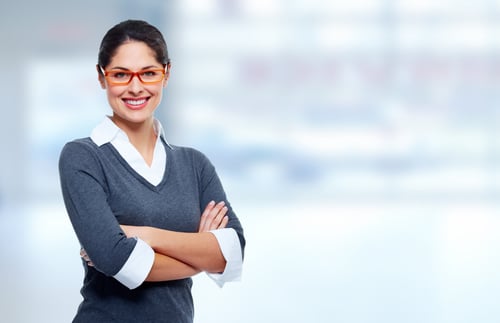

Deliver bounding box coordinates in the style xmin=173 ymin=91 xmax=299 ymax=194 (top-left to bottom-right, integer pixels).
xmin=1 ymin=1 xmax=500 ymax=322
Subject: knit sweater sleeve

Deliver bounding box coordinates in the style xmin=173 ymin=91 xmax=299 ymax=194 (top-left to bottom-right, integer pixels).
xmin=194 ymin=149 xmax=246 ymax=259
xmin=58 ymin=140 xmax=140 ymax=278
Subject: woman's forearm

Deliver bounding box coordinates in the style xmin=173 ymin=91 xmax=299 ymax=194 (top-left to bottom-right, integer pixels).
xmin=149 ymin=229 xmax=226 ymax=273
xmin=122 ymin=201 xmax=228 ymax=274
xmin=146 ymin=252 xmax=201 ymax=282
xmin=124 ymin=225 xmax=226 ymax=273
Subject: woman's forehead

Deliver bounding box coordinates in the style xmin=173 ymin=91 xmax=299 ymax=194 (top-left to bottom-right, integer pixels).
xmin=109 ymin=41 xmax=160 ymax=67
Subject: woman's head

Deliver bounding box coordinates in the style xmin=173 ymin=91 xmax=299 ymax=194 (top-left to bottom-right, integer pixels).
xmin=96 ymin=20 xmax=171 ymax=129
xmin=98 ymin=19 xmax=170 ymax=68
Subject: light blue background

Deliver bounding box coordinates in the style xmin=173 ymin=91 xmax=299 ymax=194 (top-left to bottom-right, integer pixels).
xmin=1 ymin=1 xmax=500 ymax=322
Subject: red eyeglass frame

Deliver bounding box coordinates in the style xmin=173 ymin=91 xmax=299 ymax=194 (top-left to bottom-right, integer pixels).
xmin=97 ymin=64 xmax=169 ymax=85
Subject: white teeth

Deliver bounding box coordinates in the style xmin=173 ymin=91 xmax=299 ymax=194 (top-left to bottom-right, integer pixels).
xmin=125 ymin=99 xmax=146 ymax=105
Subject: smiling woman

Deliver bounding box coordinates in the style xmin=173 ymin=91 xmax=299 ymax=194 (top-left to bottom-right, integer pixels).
xmin=58 ymin=19 xmax=245 ymax=323
xmin=97 ymin=40 xmax=169 ymax=141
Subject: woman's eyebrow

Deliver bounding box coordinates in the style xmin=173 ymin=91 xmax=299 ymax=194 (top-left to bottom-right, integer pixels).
xmin=109 ymin=65 xmax=160 ymax=70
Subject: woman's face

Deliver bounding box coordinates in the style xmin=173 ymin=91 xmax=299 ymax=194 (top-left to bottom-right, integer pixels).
xmin=98 ymin=40 xmax=169 ymax=129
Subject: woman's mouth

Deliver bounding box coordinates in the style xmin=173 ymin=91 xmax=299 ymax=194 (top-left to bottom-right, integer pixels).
xmin=123 ymin=98 xmax=149 ymax=110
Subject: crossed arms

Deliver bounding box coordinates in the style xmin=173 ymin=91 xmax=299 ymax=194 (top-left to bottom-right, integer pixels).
xmin=82 ymin=201 xmax=231 ymax=283
xmin=60 ymin=141 xmax=244 ymax=289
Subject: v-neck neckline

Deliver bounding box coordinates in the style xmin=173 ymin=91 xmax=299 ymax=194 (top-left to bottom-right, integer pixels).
xmin=106 ymin=141 xmax=171 ymax=192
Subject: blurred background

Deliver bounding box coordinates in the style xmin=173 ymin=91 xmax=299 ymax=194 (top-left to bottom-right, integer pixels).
xmin=1 ymin=0 xmax=500 ymax=322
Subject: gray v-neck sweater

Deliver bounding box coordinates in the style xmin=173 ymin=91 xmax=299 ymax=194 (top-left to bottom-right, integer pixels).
xmin=59 ymin=137 xmax=245 ymax=323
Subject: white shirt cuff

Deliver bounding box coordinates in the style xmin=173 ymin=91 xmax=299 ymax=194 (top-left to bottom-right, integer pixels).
xmin=207 ymin=228 xmax=243 ymax=287
xmin=113 ymin=238 xmax=155 ymax=289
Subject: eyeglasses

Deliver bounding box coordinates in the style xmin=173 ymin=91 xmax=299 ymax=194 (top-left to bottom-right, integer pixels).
xmin=98 ymin=65 xmax=167 ymax=85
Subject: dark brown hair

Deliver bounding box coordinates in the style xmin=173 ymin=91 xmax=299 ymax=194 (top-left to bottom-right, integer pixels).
xmin=97 ymin=19 xmax=170 ymax=68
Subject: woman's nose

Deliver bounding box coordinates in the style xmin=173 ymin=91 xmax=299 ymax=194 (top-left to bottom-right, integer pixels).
xmin=127 ymin=75 xmax=144 ymax=93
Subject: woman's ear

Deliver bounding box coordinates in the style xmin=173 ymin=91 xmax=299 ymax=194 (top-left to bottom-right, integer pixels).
xmin=96 ymin=65 xmax=106 ymax=89
xmin=163 ymin=63 xmax=171 ymax=88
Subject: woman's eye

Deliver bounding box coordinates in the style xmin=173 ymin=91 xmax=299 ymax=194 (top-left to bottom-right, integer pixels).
xmin=112 ymin=72 xmax=128 ymax=79
xmin=142 ymin=71 xmax=158 ymax=77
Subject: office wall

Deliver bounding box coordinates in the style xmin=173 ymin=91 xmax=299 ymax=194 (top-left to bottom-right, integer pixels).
xmin=1 ymin=1 xmax=500 ymax=322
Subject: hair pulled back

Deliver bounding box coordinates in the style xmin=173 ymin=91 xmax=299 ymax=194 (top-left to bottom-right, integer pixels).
xmin=98 ymin=19 xmax=170 ymax=68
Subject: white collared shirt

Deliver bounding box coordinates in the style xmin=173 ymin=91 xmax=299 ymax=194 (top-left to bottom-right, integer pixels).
xmin=90 ymin=116 xmax=242 ymax=288
xmin=91 ymin=116 xmax=167 ymax=185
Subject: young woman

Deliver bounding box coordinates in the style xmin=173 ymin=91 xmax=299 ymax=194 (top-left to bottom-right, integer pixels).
xmin=59 ymin=19 xmax=245 ymax=322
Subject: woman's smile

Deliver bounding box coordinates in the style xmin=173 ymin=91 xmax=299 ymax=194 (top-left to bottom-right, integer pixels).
xmin=123 ymin=96 xmax=150 ymax=110
xmin=99 ymin=41 xmax=168 ymax=127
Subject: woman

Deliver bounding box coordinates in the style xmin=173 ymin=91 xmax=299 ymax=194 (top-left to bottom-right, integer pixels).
xmin=59 ymin=19 xmax=245 ymax=322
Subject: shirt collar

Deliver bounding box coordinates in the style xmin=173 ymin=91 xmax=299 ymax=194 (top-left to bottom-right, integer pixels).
xmin=90 ymin=116 xmax=172 ymax=149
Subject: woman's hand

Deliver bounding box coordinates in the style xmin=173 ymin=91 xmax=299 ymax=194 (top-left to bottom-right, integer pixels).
xmin=83 ymin=201 xmax=228 ymax=271
xmin=80 ymin=248 xmax=94 ymax=267
xmin=198 ymin=201 xmax=228 ymax=232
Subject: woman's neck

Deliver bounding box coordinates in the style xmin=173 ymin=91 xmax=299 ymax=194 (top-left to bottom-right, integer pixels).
xmin=111 ymin=116 xmax=157 ymax=166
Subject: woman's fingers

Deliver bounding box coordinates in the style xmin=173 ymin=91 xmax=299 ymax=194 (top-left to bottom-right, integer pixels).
xmin=199 ymin=201 xmax=228 ymax=232
xmin=80 ymin=248 xmax=94 ymax=267
xmin=213 ymin=205 xmax=228 ymax=229
xmin=209 ymin=202 xmax=227 ymax=230
xmin=219 ymin=215 xmax=229 ymax=229
xmin=198 ymin=200 xmax=215 ymax=232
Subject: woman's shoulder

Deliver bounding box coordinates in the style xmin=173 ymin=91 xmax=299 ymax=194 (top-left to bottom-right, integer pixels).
xmin=59 ymin=137 xmax=101 ymax=165
xmin=64 ymin=137 xmax=96 ymax=147
xmin=61 ymin=137 xmax=98 ymax=154
xmin=167 ymin=144 xmax=213 ymax=167
xmin=169 ymin=144 xmax=208 ymax=159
